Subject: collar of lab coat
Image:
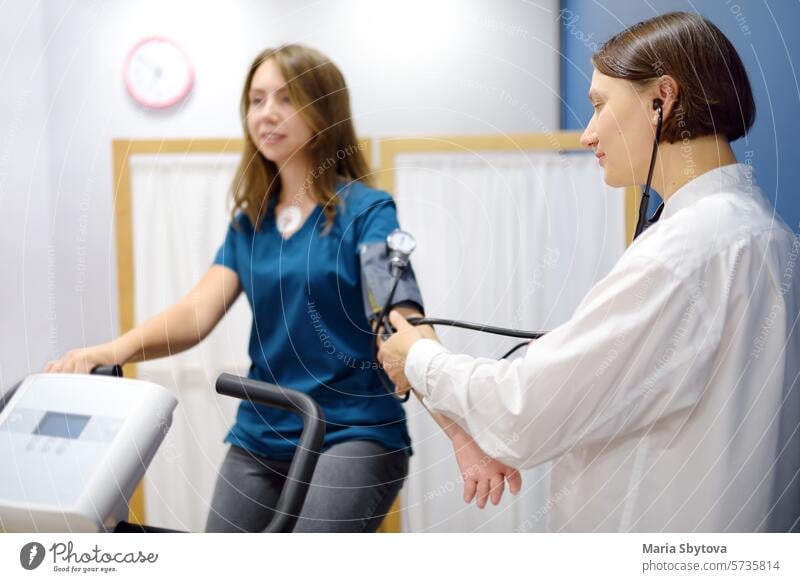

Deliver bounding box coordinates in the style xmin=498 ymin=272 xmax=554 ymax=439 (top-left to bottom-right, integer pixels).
xmin=660 ymin=162 xmax=753 ymax=221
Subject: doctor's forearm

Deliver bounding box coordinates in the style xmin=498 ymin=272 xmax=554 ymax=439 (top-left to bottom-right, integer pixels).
xmin=415 ymin=390 xmax=465 ymax=441
xmin=408 ymin=343 xmax=540 ymax=466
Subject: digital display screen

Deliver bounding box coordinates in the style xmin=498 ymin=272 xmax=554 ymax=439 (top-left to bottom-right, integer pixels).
xmin=33 ymin=412 xmax=91 ymax=440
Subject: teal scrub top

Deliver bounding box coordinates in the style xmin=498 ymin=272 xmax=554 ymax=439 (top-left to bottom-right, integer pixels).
xmin=213 ymin=181 xmax=413 ymax=459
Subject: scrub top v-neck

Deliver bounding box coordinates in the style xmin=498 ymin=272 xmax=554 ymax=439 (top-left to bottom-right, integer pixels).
xmin=213 ymin=181 xmax=412 ymax=460
xmin=274 ymin=203 xmax=320 ymax=243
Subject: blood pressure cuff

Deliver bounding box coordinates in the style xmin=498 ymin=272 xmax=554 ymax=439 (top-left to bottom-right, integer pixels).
xmin=359 ymin=242 xmax=425 ymax=322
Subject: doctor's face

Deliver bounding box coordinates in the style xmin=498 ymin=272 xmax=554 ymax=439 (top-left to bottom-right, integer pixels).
xmin=580 ymin=70 xmax=658 ymax=188
xmin=246 ymin=58 xmax=314 ymax=165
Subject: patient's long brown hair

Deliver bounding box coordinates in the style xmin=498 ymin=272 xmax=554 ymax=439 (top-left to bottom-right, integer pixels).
xmin=230 ymin=44 xmax=372 ymax=230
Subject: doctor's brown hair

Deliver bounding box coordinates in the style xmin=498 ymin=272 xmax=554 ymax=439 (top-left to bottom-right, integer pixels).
xmin=592 ymin=11 xmax=755 ymax=144
xmin=230 ymin=44 xmax=372 ymax=230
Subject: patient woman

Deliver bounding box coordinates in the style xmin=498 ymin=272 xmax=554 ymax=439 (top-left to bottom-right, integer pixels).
xmin=46 ymin=44 xmax=520 ymax=532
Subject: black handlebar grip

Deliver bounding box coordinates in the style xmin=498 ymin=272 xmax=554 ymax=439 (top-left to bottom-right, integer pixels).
xmin=91 ymin=364 xmax=123 ymax=377
xmin=215 ymin=373 xmax=326 ymax=533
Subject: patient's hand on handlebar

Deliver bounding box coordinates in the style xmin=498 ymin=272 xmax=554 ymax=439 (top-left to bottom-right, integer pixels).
xmin=44 ymin=344 xmax=116 ymax=375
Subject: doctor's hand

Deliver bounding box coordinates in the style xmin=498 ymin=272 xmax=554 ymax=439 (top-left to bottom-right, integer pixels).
xmin=377 ymin=310 xmax=432 ymax=396
xmin=451 ymin=430 xmax=522 ymax=508
xmin=45 ymin=344 xmax=116 ymax=375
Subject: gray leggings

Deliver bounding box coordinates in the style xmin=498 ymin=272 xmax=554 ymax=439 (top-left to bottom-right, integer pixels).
xmin=205 ymin=440 xmax=409 ymax=532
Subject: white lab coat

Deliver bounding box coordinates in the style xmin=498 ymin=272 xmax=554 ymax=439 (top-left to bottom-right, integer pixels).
xmin=406 ymin=163 xmax=800 ymax=532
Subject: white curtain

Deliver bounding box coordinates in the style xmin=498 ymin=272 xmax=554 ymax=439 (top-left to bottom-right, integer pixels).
xmin=392 ymin=151 xmax=625 ymax=531
xmin=128 ymin=149 xmax=625 ymax=532
xmin=129 ymin=154 xmax=251 ymax=532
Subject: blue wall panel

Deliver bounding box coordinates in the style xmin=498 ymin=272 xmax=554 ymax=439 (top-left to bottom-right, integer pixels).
xmin=560 ymin=1 xmax=800 ymax=230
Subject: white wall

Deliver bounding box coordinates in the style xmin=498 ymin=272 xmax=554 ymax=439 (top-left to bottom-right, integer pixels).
xmin=0 ymin=1 xmax=55 ymax=395
xmin=0 ymin=0 xmax=564 ymax=530
xmin=33 ymin=0 xmax=560 ymax=353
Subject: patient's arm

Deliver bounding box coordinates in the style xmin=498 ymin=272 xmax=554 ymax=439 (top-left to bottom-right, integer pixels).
xmin=388 ymin=306 xmax=523 ymax=508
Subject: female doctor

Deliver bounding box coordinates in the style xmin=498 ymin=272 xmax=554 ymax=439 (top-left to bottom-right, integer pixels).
xmin=379 ymin=12 xmax=800 ymax=532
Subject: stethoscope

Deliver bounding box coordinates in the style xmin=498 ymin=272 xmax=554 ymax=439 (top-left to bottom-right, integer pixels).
xmin=374 ymin=230 xmax=546 ymax=401
xmin=633 ymin=99 xmax=665 ymax=240
xmin=376 ymin=100 xmax=664 ymax=401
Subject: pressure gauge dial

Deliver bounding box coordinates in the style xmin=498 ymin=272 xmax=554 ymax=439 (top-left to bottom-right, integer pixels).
xmin=386 ymin=229 xmax=416 ymax=256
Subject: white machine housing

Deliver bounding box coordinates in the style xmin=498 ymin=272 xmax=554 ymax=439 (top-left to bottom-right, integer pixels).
xmin=0 ymin=373 xmax=177 ymax=532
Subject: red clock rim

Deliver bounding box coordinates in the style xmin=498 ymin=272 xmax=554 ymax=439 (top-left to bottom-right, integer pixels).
xmin=123 ymin=35 xmax=195 ymax=109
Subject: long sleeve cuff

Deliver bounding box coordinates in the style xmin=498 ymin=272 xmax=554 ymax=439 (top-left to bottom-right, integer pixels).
xmin=405 ymin=338 xmax=449 ymax=400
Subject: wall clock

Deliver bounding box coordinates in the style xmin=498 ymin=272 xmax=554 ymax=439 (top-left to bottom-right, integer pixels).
xmin=123 ymin=36 xmax=194 ymax=109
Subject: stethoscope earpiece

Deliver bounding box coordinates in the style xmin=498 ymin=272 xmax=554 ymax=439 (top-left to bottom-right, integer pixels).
xmin=652 ymin=99 xmax=663 ymax=122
